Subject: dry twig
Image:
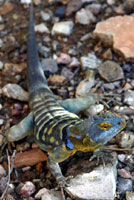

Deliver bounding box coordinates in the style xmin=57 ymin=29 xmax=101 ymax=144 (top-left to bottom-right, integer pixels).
xmin=0 ymin=149 xmax=16 ymax=200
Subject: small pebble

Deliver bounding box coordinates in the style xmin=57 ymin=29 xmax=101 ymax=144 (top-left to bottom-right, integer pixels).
xmin=69 ymin=57 xmax=80 ymax=68
xmin=61 ymin=67 xmax=74 ymax=81
xmin=102 ymin=48 xmax=112 ymax=60
xmin=118 ymin=154 xmax=126 ymax=163
xmin=86 ymin=3 xmax=101 ymax=15
xmin=0 ymin=135 xmax=4 ymax=146
xmin=117 ymin=177 xmax=132 ymax=194
xmin=116 ymin=131 xmax=134 ymax=148
xmin=98 ymin=60 xmax=124 ymax=82
xmin=75 ymin=8 xmax=96 ymax=25
xmin=2 ymin=84 xmax=29 ymax=101
xmin=126 ymin=191 xmax=134 ymax=200
xmin=35 ymin=23 xmax=50 ymax=33
xmin=20 ymin=181 xmax=36 ymax=198
xmin=41 ymin=11 xmax=51 ymax=21
xmin=107 ymin=0 xmax=115 ymax=5
xmin=124 ymin=90 xmax=134 ymax=106
xmin=41 ymin=58 xmax=58 ymax=73
xmin=68 ymin=48 xmax=77 ymax=56
xmin=21 ymin=0 xmax=31 ymax=3
xmin=0 ymin=119 xmax=4 ymax=125
xmin=0 ymin=16 xmax=3 ymax=23
xmin=0 ymin=1 xmax=14 ymax=15
xmin=66 ymin=0 xmax=83 ymax=16
xmin=48 ymin=75 xmax=67 ymax=85
xmin=52 ymin=21 xmax=74 ymax=36
xmin=80 ymin=53 xmax=101 ymax=70
xmin=0 ymin=61 xmax=4 ymax=70
xmin=0 ymin=39 xmax=3 ymax=48
xmin=85 ymin=104 xmax=104 ymax=116
xmin=0 ymin=104 xmax=2 ymax=110
xmin=76 ymin=77 xmax=95 ymax=97
xmin=118 ymin=168 xmax=132 ymax=179
xmin=55 ymin=6 xmax=66 ymax=18
xmin=0 ymin=165 xmax=6 ymax=177
xmin=57 ymin=53 xmax=71 ymax=65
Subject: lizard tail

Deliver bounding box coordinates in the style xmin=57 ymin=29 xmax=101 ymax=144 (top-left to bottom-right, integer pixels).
xmin=27 ymin=1 xmax=47 ymax=94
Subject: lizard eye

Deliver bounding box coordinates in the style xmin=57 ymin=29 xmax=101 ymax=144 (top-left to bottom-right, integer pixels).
xmin=98 ymin=122 xmax=112 ymax=130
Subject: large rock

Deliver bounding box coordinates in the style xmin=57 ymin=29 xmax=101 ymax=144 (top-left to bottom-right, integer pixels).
xmin=66 ymin=152 xmax=118 ymax=200
xmin=94 ymin=15 xmax=134 ymax=59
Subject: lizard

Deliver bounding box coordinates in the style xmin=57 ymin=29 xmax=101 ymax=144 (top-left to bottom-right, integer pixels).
xmin=7 ymin=1 xmax=126 ymax=188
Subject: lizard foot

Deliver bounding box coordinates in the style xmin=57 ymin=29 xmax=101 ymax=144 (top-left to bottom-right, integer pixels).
xmin=90 ymin=149 xmax=106 ymax=167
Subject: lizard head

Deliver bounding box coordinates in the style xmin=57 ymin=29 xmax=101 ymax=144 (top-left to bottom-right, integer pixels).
xmin=68 ymin=111 xmax=126 ymax=149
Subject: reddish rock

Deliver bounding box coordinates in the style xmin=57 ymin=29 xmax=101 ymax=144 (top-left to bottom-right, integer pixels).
xmin=57 ymin=53 xmax=71 ymax=65
xmin=48 ymin=75 xmax=67 ymax=85
xmin=14 ymin=148 xmax=47 ymax=168
xmin=94 ymin=15 xmax=134 ymax=59
xmin=66 ymin=0 xmax=83 ymax=16
xmin=0 ymin=2 xmax=14 ymax=15
xmin=118 ymin=169 xmax=132 ymax=179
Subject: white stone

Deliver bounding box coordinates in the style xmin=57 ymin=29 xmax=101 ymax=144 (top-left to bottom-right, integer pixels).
xmin=0 ymin=39 xmax=3 ymax=48
xmin=0 ymin=165 xmax=6 ymax=177
xmin=80 ymin=53 xmax=102 ymax=70
xmin=41 ymin=11 xmax=51 ymax=21
xmin=75 ymin=8 xmax=96 ymax=25
xmin=0 ymin=61 xmax=4 ymax=70
xmin=85 ymin=104 xmax=104 ymax=116
xmin=35 ymin=23 xmax=50 ymax=33
xmin=21 ymin=0 xmax=31 ymax=4
xmin=35 ymin=188 xmax=62 ymax=200
xmin=66 ymin=153 xmax=117 ymax=200
xmin=52 ymin=21 xmax=74 ymax=36
xmin=0 ymin=119 xmax=4 ymax=125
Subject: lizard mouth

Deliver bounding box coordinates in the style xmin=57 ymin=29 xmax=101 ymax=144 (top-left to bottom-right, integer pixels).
xmin=119 ymin=120 xmax=126 ymax=130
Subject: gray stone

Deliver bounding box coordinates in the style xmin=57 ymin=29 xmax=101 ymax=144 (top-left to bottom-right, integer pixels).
xmin=41 ymin=58 xmax=58 ymax=73
xmin=98 ymin=60 xmax=124 ymax=82
xmin=0 ymin=39 xmax=3 ymax=48
xmin=2 ymin=84 xmax=29 ymax=101
xmin=75 ymin=8 xmax=96 ymax=25
xmin=80 ymin=53 xmax=102 ymax=70
xmin=0 ymin=61 xmax=3 ymax=70
xmin=116 ymin=131 xmax=134 ymax=148
xmin=124 ymin=90 xmax=134 ymax=107
xmin=117 ymin=177 xmax=132 ymax=194
xmin=51 ymin=21 xmax=74 ymax=36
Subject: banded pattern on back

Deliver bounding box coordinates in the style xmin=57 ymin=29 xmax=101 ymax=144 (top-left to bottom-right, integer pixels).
xmin=29 ymin=88 xmax=79 ymax=150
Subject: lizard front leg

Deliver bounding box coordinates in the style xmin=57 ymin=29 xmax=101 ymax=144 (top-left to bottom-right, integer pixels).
xmin=47 ymin=144 xmax=74 ymax=187
xmin=7 ymin=112 xmax=34 ymax=142
xmin=59 ymin=93 xmax=101 ymax=113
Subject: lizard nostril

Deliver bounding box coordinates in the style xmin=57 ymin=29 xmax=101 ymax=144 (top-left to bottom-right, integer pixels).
xmin=118 ymin=122 xmax=122 ymax=125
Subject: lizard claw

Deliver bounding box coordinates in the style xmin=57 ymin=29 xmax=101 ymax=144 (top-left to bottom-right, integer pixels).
xmin=89 ymin=149 xmax=106 ymax=167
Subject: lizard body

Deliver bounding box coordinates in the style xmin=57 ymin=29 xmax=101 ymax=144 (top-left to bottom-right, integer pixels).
xmin=7 ymin=2 xmax=126 ymax=187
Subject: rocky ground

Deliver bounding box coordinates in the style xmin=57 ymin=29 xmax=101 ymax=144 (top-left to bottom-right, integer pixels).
xmin=1 ymin=0 xmax=134 ymax=199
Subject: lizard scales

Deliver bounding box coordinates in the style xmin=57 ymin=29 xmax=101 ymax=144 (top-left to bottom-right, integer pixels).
xmin=7 ymin=2 xmax=126 ymax=187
